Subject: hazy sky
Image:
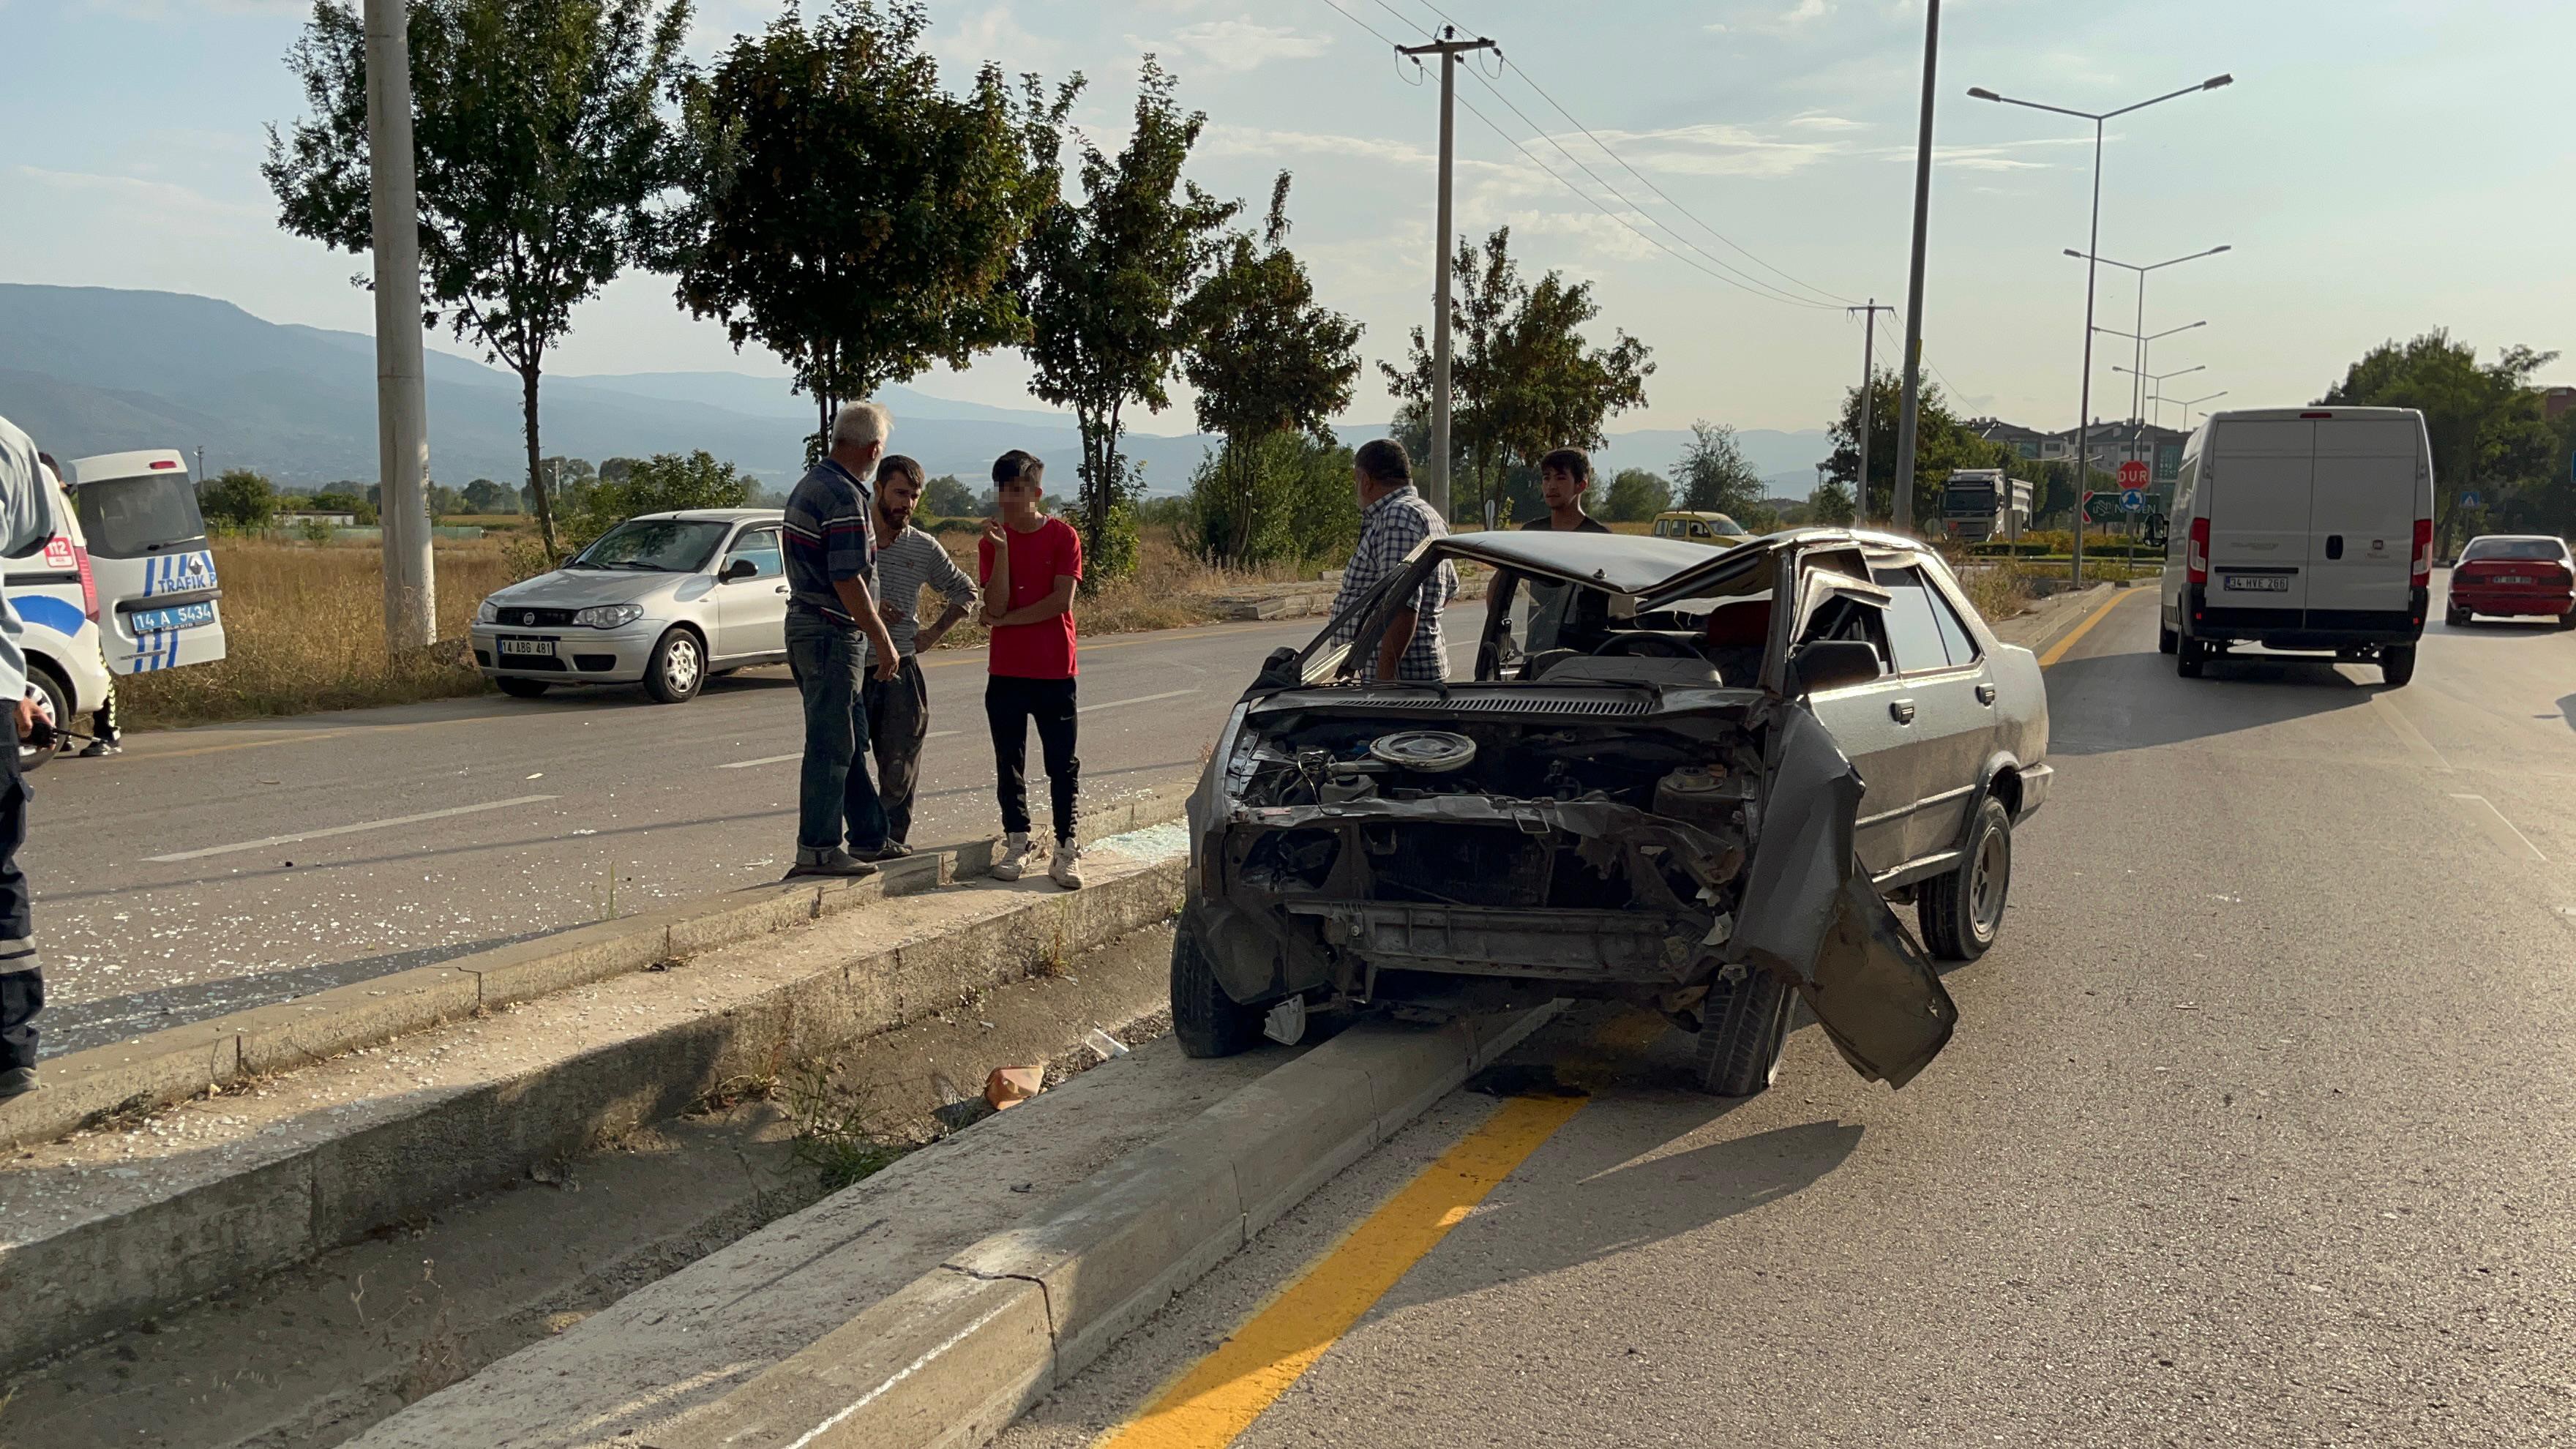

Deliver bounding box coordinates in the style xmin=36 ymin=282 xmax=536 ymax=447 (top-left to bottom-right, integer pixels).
xmin=6 ymin=0 xmax=2569 ymax=436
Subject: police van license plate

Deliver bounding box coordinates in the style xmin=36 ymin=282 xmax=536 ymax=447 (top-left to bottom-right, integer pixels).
xmin=128 ymin=601 xmax=217 ymax=633
xmin=2223 ymin=576 xmax=2289 ymax=592
xmin=498 ymin=637 xmax=556 ymax=657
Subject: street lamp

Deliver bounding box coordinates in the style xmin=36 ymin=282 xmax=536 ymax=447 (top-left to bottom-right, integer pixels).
xmin=2114 ymin=364 xmax=2206 ymax=435
xmin=2092 ymin=318 xmax=2207 ymax=413
xmin=1968 ymin=70 xmax=2232 ymax=586
xmin=2170 ymin=389 xmax=2229 ymax=428
xmin=2068 ymin=245 xmax=2231 ymax=424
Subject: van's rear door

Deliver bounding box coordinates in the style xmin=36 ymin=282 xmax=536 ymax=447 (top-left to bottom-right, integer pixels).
xmin=2305 ymin=418 xmax=2424 ymax=624
xmin=2205 ymin=420 xmax=2313 ymax=612
xmin=66 ymin=454 xmax=227 ymax=674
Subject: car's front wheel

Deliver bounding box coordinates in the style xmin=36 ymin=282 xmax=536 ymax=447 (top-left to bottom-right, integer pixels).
xmin=1171 ymin=915 xmax=1264 ymax=1059
xmin=644 ymin=628 xmax=704 ymax=704
xmin=1920 ymin=795 xmax=2012 ymax=961
xmin=495 ymin=677 xmax=550 ymax=699
xmin=1693 ymin=967 xmax=1795 ymax=1096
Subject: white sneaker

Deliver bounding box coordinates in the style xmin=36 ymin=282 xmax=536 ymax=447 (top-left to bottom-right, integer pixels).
xmin=991 ymin=831 xmax=1036 ymax=881
xmin=1049 ymin=839 xmax=1085 ymax=891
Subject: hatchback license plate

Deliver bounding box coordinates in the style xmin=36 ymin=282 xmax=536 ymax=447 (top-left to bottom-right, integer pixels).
xmin=128 ymin=601 xmax=216 ymax=634
xmin=499 ymin=637 xmax=556 ymax=657
xmin=2223 ymin=576 xmax=2288 ymax=592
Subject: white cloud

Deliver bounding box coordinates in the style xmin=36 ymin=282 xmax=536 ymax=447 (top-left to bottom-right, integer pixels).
xmin=1202 ymin=124 xmax=1519 ymax=177
xmin=1128 ymin=17 xmax=1332 ymax=74
xmin=1777 ymin=0 xmax=1830 ymax=26
xmin=929 ymin=6 xmax=1062 ymax=77
xmin=1785 ymin=112 xmax=1868 ymax=132
xmin=15 ymin=165 xmax=266 ymax=222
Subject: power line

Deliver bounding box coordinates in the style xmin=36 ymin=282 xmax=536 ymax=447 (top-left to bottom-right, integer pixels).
xmin=1380 ymin=0 xmax=1858 ymax=309
xmin=1317 ymin=0 xmax=1407 ymax=52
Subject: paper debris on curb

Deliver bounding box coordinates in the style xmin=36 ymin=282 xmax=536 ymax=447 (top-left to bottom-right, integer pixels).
xmin=985 ymin=1065 xmax=1045 ymax=1109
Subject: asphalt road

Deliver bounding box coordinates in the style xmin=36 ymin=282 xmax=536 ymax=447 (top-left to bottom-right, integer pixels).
xmin=997 ymin=573 xmax=2576 ymax=1448
xmin=25 ymin=607 xmax=1479 ymax=1058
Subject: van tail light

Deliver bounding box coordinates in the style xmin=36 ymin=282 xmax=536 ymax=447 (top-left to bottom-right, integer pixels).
xmin=73 ymin=544 xmax=98 ymax=624
xmin=2411 ymin=518 xmax=2433 ymax=584
xmin=2187 ymin=517 xmax=2209 ymax=583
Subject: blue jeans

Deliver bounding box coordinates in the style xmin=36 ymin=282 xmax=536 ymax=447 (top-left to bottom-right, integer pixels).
xmin=785 ymin=608 xmax=887 ymax=855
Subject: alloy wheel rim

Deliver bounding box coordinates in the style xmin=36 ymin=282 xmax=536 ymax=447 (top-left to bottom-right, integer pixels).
xmin=667 ymin=637 xmax=700 ymax=692
xmin=1970 ymin=829 xmax=2008 ymax=935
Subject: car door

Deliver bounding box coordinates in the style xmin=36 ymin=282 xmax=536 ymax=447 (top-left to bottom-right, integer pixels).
xmin=2306 ymin=418 xmax=2422 ymax=624
xmin=712 ymin=525 xmax=786 ymax=660
xmin=1870 ymin=561 xmax=1999 ymax=866
xmin=1789 ymin=571 xmax=1916 ymax=879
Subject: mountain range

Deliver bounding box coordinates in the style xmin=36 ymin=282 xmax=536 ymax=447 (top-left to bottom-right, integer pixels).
xmin=0 ymin=285 xmax=1829 ymax=498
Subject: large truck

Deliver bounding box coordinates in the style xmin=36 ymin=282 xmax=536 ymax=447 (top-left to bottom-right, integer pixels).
xmin=1938 ymin=468 xmax=2029 ymax=542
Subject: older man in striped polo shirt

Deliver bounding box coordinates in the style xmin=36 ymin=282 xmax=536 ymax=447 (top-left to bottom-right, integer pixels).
xmin=780 ymin=402 xmax=904 ymax=879
xmin=864 ymin=454 xmax=979 ymax=850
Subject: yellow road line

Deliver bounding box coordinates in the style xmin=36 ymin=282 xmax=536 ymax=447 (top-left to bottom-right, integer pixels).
xmin=2037 ymin=587 xmax=2138 ymax=669
xmin=1097 ymin=1012 xmax=1660 ymax=1449
xmin=1096 ymin=1090 xmax=1586 ymax=1449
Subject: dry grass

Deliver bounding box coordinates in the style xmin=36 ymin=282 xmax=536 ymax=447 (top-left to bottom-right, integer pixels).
xmin=121 ymin=539 xmax=520 ymax=729
xmin=912 ymin=530 xmax=1310 ymax=657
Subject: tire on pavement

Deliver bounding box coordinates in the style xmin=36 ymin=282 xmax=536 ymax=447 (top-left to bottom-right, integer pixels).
xmin=496 ymin=677 xmax=550 ymax=699
xmin=20 ymin=666 xmax=68 ymax=773
xmin=2158 ymin=623 xmax=2178 ymax=655
xmin=1920 ymin=795 xmax=2012 ymax=961
xmin=1693 ymin=966 xmax=1795 ymax=1096
xmin=2559 ymin=610 xmax=2576 ymax=632
xmin=1172 ymin=914 xmax=1264 ymax=1059
xmin=2446 ymin=605 xmax=2470 ymax=627
xmin=2381 ymin=643 xmax=2416 ymax=687
xmin=644 ymin=627 xmax=704 ymax=704
xmin=2177 ymin=634 xmax=2207 ymax=678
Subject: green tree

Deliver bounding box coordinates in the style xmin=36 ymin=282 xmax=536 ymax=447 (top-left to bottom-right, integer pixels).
xmin=1810 ymin=476 xmax=1856 ymax=525
xmin=1188 ymin=432 xmax=1360 ymax=567
xmin=1381 ymin=226 xmax=1650 ymax=523
xmin=566 ymin=449 xmax=754 ymax=547
xmin=266 ymin=0 xmax=692 ymax=560
xmin=670 ymin=0 xmax=1076 ymax=460
xmin=1177 ymin=173 xmax=1363 ymax=566
xmin=425 ymin=482 xmax=466 ymax=519
xmin=920 ymin=473 xmax=977 ymax=517
xmin=201 ymin=468 xmax=280 ymax=530
xmin=1019 ymin=58 xmax=1238 ymax=577
xmin=597 ymin=457 xmax=645 ymax=484
xmin=462 ymin=477 xmax=515 ymax=513
xmin=1674 ymin=422 xmax=1764 ymax=518
xmin=1600 ymin=468 xmax=1671 ymax=523
xmin=312 ymin=486 xmax=376 ymax=524
xmin=1824 ymin=368 xmax=2007 ymax=529
xmin=2319 ymin=330 xmax=2560 ymax=547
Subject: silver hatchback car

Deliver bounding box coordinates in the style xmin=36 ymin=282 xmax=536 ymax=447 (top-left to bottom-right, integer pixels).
xmin=472 ymin=509 xmax=788 ymax=704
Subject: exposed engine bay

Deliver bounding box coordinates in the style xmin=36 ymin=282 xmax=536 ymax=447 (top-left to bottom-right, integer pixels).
xmin=1207 ymin=702 xmax=1768 ymax=1026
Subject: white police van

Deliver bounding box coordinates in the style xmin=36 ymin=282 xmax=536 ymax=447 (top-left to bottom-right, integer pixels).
xmin=64 ymin=449 xmax=228 ymax=676
xmin=7 ymin=460 xmax=115 ymax=770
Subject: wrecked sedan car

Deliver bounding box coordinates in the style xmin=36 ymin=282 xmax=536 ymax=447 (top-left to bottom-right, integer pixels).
xmin=1172 ymin=527 xmax=2051 ymax=1095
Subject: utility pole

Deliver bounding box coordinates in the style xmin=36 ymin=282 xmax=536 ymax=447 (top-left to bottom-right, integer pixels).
xmin=1890 ymin=0 xmax=1942 ymax=536
xmin=1849 ymin=300 xmax=1895 ymax=527
xmin=1398 ymin=26 xmax=1494 ymax=523
xmin=364 ymin=0 xmax=436 ymax=651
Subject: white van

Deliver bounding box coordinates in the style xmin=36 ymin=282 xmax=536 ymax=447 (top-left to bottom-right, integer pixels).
xmin=64 ymin=449 xmax=228 ymax=675
xmin=7 ymin=461 xmax=116 ymax=770
xmin=2159 ymin=407 xmax=2434 ymax=686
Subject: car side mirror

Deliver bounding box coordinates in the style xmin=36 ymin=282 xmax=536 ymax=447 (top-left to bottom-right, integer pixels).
xmin=719 ymin=558 xmax=757 ymax=583
xmin=1255 ymin=645 xmax=1303 ymax=689
xmin=1785 ymin=639 xmax=1883 ymax=695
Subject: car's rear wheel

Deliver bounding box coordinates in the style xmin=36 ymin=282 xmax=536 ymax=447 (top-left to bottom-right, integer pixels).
xmin=20 ymin=667 xmax=69 ymax=773
xmin=2177 ymin=634 xmax=2206 ymax=678
xmin=495 ymin=677 xmax=550 ymax=699
xmin=1693 ymin=967 xmax=1795 ymax=1096
xmin=644 ymin=628 xmax=703 ymax=704
xmin=2381 ymin=643 xmax=2416 ymax=687
xmin=2446 ymin=604 xmax=2471 ymax=626
xmin=2157 ymin=622 xmax=2178 ymax=655
xmin=1920 ymin=796 xmax=2012 ymax=961
xmin=1171 ymin=915 xmax=1264 ymax=1059
xmin=2558 ymin=610 xmax=2576 ymax=632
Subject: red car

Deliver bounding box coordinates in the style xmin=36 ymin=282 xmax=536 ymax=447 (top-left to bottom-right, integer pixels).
xmin=2447 ymin=534 xmax=2576 ymax=628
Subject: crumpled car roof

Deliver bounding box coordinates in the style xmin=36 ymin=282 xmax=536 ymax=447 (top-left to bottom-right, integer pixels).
xmin=1441 ymin=525 xmax=1916 ymax=597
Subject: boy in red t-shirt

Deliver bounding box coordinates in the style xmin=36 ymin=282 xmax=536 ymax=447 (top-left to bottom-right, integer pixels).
xmin=978 ymin=451 xmax=1086 ymax=888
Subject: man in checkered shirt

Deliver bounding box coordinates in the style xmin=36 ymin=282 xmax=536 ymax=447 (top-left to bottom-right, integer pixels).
xmin=1328 ymin=438 xmax=1459 ymax=682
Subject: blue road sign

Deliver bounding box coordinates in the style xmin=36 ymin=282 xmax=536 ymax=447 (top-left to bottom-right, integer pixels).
xmin=2462 ymin=491 xmax=2482 ymax=508
xmin=2120 ymin=488 xmax=2145 ymax=512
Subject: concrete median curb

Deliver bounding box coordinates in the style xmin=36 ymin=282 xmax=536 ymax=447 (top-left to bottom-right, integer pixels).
xmin=0 ymin=802 xmax=1191 ymax=1372
xmin=1 ymin=789 xmax=1191 ymax=1155
xmin=657 ymin=1003 xmax=1561 ymax=1449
